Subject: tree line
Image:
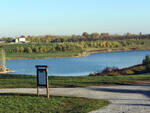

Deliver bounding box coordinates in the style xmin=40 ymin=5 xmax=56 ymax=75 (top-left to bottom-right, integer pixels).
xmin=1 ymin=32 xmax=150 ymax=43
xmin=26 ymin=32 xmax=150 ymax=43
xmin=6 ymin=43 xmax=83 ymax=53
xmin=5 ymin=39 xmax=147 ymax=54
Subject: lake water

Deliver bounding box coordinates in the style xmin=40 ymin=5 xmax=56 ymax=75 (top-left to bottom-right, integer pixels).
xmin=7 ymin=50 xmax=150 ymax=76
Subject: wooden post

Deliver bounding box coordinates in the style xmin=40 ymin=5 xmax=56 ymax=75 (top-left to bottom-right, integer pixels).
xmin=36 ymin=66 xmax=39 ymax=96
xmin=46 ymin=68 xmax=49 ymax=98
xmin=37 ymin=86 xmax=39 ymax=96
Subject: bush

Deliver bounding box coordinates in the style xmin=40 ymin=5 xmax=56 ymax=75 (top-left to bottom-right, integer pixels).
xmin=20 ymin=47 xmax=24 ymax=53
xmin=101 ymin=67 xmax=119 ymax=73
xmin=35 ymin=47 xmax=39 ymax=53
xmin=131 ymin=65 xmax=146 ymax=73
xmin=27 ymin=47 xmax=32 ymax=53
xmin=143 ymin=55 xmax=150 ymax=70
xmin=121 ymin=69 xmax=134 ymax=75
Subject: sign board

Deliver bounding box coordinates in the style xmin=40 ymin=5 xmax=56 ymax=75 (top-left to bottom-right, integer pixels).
xmin=37 ymin=69 xmax=47 ymax=86
xmin=36 ymin=65 xmax=49 ymax=98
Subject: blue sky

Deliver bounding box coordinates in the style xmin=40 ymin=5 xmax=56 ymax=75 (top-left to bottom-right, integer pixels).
xmin=0 ymin=0 xmax=150 ymax=37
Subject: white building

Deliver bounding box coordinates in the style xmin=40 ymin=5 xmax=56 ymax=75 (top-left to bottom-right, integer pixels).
xmin=15 ymin=37 xmax=26 ymax=43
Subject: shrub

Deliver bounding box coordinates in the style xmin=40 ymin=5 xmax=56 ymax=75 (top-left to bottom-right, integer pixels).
xmin=27 ymin=47 xmax=32 ymax=53
xmin=101 ymin=67 xmax=119 ymax=73
xmin=132 ymin=65 xmax=146 ymax=73
xmin=20 ymin=47 xmax=24 ymax=53
xmin=121 ymin=69 xmax=134 ymax=75
xmin=143 ymin=55 xmax=150 ymax=70
xmin=35 ymin=47 xmax=39 ymax=53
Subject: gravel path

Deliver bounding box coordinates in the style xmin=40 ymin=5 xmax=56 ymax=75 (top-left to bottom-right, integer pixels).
xmin=1 ymin=84 xmax=150 ymax=113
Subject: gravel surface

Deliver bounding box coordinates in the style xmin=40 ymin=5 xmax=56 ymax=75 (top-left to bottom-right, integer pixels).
xmin=0 ymin=84 xmax=150 ymax=113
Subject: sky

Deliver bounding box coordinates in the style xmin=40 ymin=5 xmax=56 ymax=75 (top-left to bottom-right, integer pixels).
xmin=0 ymin=0 xmax=150 ymax=37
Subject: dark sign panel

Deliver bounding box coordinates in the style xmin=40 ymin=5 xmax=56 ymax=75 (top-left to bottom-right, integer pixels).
xmin=38 ymin=69 xmax=47 ymax=86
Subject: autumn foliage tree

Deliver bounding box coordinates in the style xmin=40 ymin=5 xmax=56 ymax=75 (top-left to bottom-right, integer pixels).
xmin=27 ymin=47 xmax=32 ymax=53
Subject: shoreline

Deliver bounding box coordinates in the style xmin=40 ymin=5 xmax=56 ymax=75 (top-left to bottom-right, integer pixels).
xmin=88 ymin=48 xmax=150 ymax=54
xmin=6 ymin=48 xmax=150 ymax=60
xmin=0 ymin=68 xmax=15 ymax=74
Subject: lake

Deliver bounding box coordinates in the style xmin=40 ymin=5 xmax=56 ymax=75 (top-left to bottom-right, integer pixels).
xmin=7 ymin=50 xmax=150 ymax=76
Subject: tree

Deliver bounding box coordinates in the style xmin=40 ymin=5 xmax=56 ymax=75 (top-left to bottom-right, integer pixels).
xmin=91 ymin=32 xmax=99 ymax=39
xmin=82 ymin=32 xmax=89 ymax=37
xmin=39 ymin=48 xmax=43 ymax=53
xmin=16 ymin=47 xmax=20 ymax=53
xmin=101 ymin=33 xmax=109 ymax=37
xmin=51 ymin=47 xmax=56 ymax=52
xmin=35 ymin=47 xmax=39 ymax=53
xmin=20 ymin=47 xmax=24 ymax=53
xmin=7 ymin=37 xmax=14 ymax=43
xmin=41 ymin=46 xmax=47 ymax=52
xmin=27 ymin=47 xmax=32 ymax=53
xmin=143 ymin=55 xmax=150 ymax=70
xmin=20 ymin=35 xmax=25 ymax=38
xmin=126 ymin=32 xmax=131 ymax=37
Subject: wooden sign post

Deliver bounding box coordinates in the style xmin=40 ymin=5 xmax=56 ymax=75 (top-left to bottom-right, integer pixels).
xmin=36 ymin=65 xmax=49 ymax=98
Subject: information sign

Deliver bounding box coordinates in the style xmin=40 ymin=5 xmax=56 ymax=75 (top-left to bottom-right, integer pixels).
xmin=38 ymin=69 xmax=47 ymax=86
xmin=36 ymin=65 xmax=49 ymax=98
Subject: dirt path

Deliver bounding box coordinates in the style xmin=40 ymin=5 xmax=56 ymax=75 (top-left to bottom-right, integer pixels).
xmin=1 ymin=84 xmax=150 ymax=113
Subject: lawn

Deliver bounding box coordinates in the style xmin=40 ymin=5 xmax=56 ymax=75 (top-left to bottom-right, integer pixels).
xmin=0 ymin=93 xmax=109 ymax=113
xmin=6 ymin=51 xmax=81 ymax=60
xmin=0 ymin=74 xmax=150 ymax=88
xmin=0 ymin=74 xmax=149 ymax=113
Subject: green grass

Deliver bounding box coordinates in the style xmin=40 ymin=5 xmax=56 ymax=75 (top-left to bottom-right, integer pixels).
xmin=0 ymin=74 xmax=150 ymax=88
xmin=6 ymin=51 xmax=81 ymax=60
xmin=0 ymin=93 xmax=109 ymax=113
xmin=5 ymin=47 xmax=150 ymax=60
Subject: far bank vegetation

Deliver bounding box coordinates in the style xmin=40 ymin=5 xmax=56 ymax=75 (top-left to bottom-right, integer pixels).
xmin=1 ymin=32 xmax=150 ymax=58
xmin=89 ymin=55 xmax=150 ymax=76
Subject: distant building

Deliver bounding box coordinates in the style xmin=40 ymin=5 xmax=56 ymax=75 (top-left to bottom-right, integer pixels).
xmin=15 ymin=37 xmax=26 ymax=43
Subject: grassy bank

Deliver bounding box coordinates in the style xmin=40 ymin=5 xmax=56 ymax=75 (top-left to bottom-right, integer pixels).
xmin=6 ymin=51 xmax=82 ymax=60
xmin=5 ymin=48 xmax=150 ymax=60
xmin=89 ymin=64 xmax=147 ymax=76
xmin=0 ymin=93 xmax=109 ymax=113
xmin=0 ymin=74 xmax=150 ymax=88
